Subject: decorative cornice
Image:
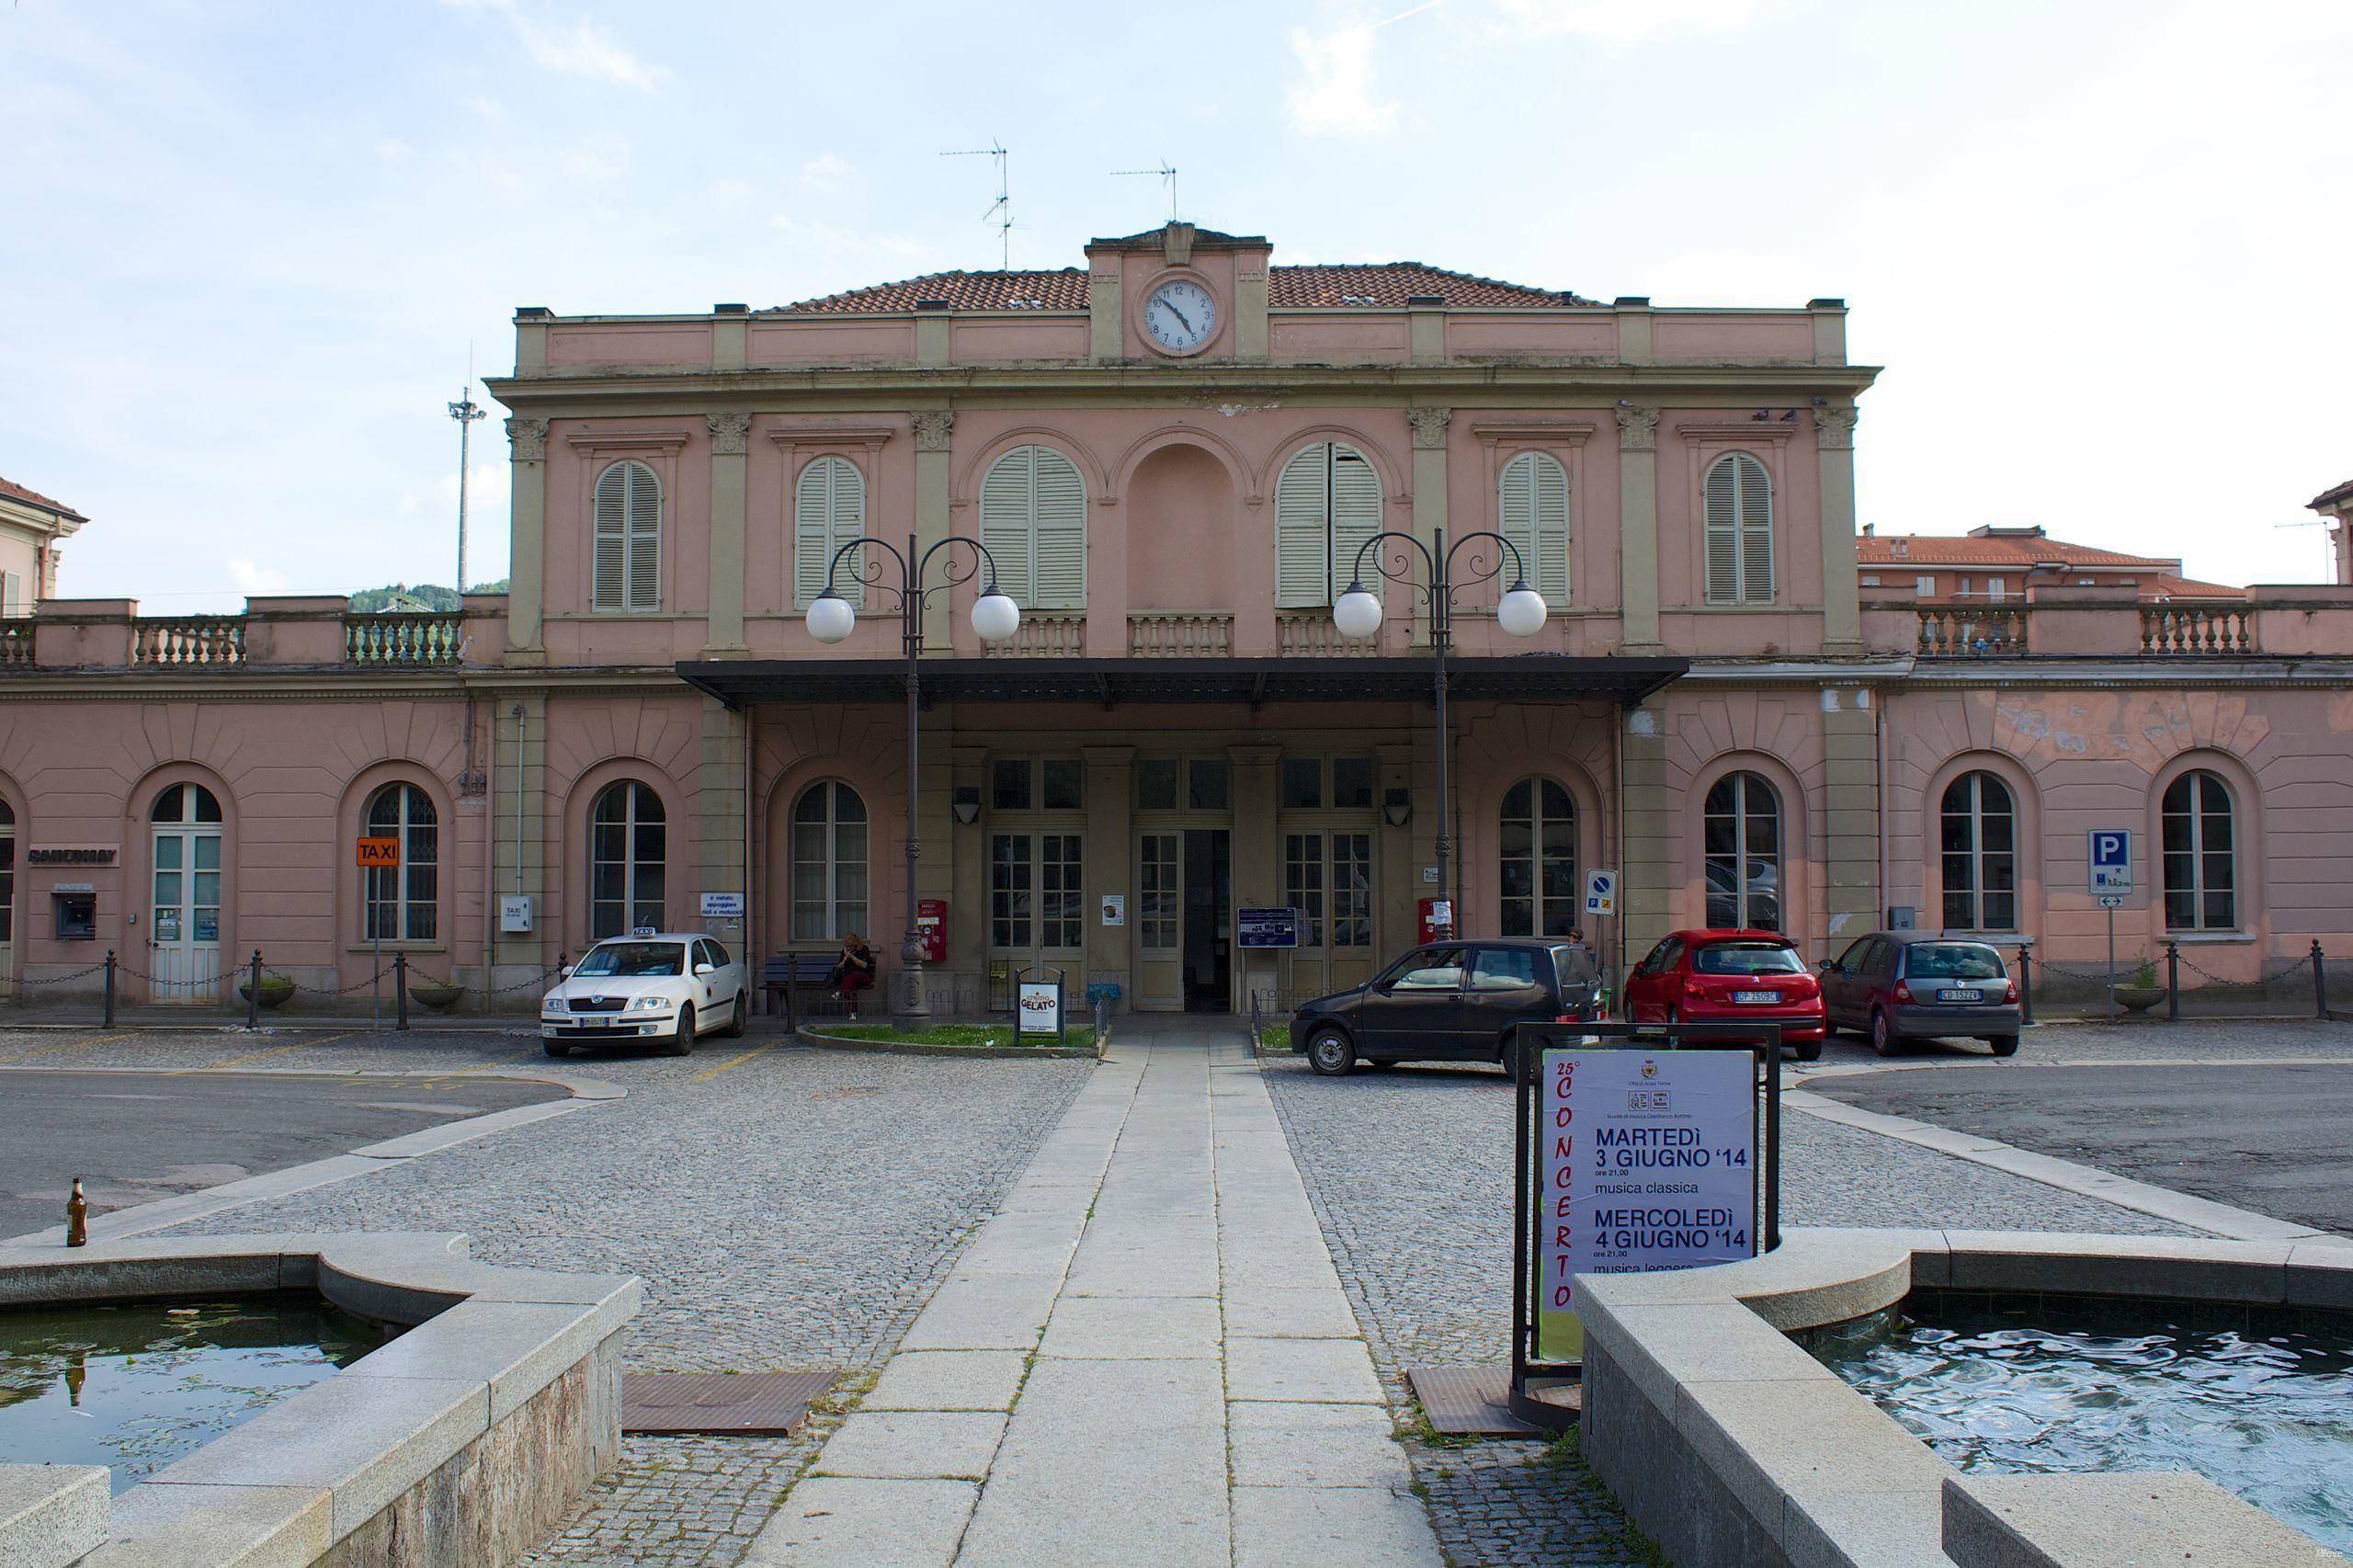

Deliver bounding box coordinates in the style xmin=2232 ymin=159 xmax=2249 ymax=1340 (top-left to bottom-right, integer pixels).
xmin=505 ymin=417 xmax=548 ymax=462
xmin=563 ymin=428 xmax=693 ymax=456
xmin=1813 ymin=403 xmax=1859 ymax=449
xmin=1676 ymin=419 xmax=1802 ymax=447
xmin=1408 ymin=407 xmax=1451 ymax=450
xmin=1614 ymin=403 xmax=1659 ymax=451
xmin=764 ymin=424 xmax=896 ymax=452
xmin=1469 ymin=419 xmax=1598 ymax=449
xmin=912 ymin=411 xmax=955 ymax=453
xmin=706 ymin=412 xmax=752 ymax=455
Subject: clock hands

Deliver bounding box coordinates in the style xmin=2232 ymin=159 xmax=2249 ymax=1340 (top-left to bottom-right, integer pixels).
xmin=1159 ymin=296 xmax=1196 ymax=335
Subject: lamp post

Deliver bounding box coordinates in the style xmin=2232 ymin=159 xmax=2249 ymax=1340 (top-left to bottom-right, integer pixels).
xmin=1334 ymin=528 xmax=1547 ymax=939
xmin=805 ymin=533 xmax=1020 ymax=1024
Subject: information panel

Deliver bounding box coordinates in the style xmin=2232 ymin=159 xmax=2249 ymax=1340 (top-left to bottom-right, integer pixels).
xmin=1236 ymin=906 xmax=1300 ymax=949
xmin=1537 ymin=1047 xmax=1756 ymax=1362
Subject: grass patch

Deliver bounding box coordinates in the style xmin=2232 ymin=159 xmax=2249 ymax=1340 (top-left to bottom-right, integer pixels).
xmin=1256 ymin=1023 xmax=1290 ymax=1052
xmin=820 ymin=1022 xmax=1097 ymax=1050
xmin=1396 ymin=1408 xmax=1478 ymax=1450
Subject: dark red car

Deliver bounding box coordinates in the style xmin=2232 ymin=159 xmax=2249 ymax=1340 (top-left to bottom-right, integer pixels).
xmin=1621 ymin=928 xmax=1826 ymax=1061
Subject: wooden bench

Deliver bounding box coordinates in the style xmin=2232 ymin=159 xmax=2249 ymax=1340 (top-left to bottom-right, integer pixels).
xmin=762 ymin=953 xmax=877 ymax=1028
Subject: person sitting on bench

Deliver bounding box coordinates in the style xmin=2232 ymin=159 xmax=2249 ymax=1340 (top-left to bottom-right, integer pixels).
xmin=828 ymin=932 xmax=876 ymax=1019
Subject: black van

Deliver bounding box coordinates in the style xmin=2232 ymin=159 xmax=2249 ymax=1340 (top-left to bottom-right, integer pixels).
xmin=1288 ymin=938 xmax=1603 ymax=1076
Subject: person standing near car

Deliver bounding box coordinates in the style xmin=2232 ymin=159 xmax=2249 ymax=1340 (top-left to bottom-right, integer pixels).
xmin=829 ymin=932 xmax=876 ymax=1020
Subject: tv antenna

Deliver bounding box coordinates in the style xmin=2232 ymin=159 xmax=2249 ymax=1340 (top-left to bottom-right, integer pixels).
xmin=447 ymin=346 xmax=487 ymax=597
xmin=942 ymin=141 xmax=1011 ymax=267
xmin=1114 ymin=161 xmax=1179 ymax=222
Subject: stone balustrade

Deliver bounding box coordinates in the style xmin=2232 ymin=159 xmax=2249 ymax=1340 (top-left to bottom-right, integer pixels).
xmin=1127 ymin=611 xmax=1233 ymax=657
xmin=982 ymin=611 xmax=1086 ymax=658
xmin=2140 ymin=601 xmax=2255 ymax=655
xmin=133 ymin=615 xmax=246 ymax=666
xmin=346 ymin=610 xmax=466 ymax=665
xmin=1275 ymin=610 xmax=1381 ymax=657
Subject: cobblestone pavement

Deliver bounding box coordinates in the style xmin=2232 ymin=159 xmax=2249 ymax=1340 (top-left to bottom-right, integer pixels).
xmin=1802 ymin=1015 xmax=2353 ymax=1072
xmin=1256 ymin=1018 xmax=2256 ymax=1567
xmin=0 ymin=1027 xmax=1089 ymax=1567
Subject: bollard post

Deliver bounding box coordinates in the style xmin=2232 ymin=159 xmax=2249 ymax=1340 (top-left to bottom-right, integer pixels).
xmin=2165 ymin=943 xmax=2180 ymax=1023
xmin=103 ymin=949 xmax=117 ymax=1028
xmin=2314 ymin=940 xmax=2329 ymax=1021
xmin=395 ymin=951 xmax=409 ymax=1032
xmin=2016 ymin=945 xmax=2034 ymax=1028
xmin=247 ymin=950 xmax=262 ymax=1030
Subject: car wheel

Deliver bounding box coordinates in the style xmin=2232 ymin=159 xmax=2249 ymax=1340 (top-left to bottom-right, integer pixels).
xmin=1870 ymin=1008 xmax=1896 ymax=1057
xmin=1306 ymin=1028 xmax=1354 ymax=1076
xmin=1987 ymin=1034 xmax=2019 ymax=1058
xmin=724 ymin=992 xmax=747 ymax=1039
xmin=1792 ymin=1038 xmax=1823 ymax=1062
xmin=542 ymin=1040 xmax=570 ymax=1058
xmin=665 ymin=1005 xmax=696 ymax=1057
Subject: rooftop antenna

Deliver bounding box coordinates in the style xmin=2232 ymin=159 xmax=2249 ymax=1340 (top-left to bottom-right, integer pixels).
xmin=1113 ymin=161 xmax=1179 ymax=222
xmin=942 ymin=141 xmax=1010 ymax=267
xmin=447 ymin=347 xmax=486 ymax=598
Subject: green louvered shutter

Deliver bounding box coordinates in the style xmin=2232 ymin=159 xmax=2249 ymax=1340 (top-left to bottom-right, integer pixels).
xmin=1273 ymin=446 xmax=1331 ymax=608
xmin=1328 ymin=444 xmax=1383 ymax=604
xmin=1029 ymin=447 xmax=1087 ymax=609
xmin=1703 ymin=457 xmax=1741 ymax=604
xmin=979 ymin=447 xmax=1037 ymax=606
xmin=1735 ymin=453 xmax=1773 ymax=603
xmin=1500 ymin=451 xmax=1571 ymax=605
xmin=796 ymin=457 xmax=864 ymax=608
xmin=593 ymin=460 xmax=659 ymax=611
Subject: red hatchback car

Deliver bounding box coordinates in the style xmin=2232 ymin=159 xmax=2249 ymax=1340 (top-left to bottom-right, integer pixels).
xmin=1621 ymin=928 xmax=1826 ymax=1061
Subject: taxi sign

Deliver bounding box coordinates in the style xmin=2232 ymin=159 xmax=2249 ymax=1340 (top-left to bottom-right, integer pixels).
xmin=355 ymin=836 xmax=400 ymax=868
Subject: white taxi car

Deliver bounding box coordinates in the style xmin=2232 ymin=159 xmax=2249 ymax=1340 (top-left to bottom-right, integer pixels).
xmin=540 ymin=932 xmax=750 ymax=1057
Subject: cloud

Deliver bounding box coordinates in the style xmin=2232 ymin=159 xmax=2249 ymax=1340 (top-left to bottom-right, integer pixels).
xmin=801 ymin=152 xmax=854 ymax=190
xmin=1286 ymin=24 xmax=1399 ymax=138
xmin=442 ymin=1 xmax=671 ymax=91
xmin=1482 ymin=0 xmax=1774 ymax=41
xmin=226 ymin=558 xmax=290 ymax=596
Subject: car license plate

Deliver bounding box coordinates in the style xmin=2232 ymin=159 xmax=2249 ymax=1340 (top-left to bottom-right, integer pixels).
xmin=1733 ymin=990 xmax=1779 ymax=1005
xmin=578 ymin=1017 xmax=611 ymax=1028
xmin=1937 ymin=988 xmax=1981 ymax=1004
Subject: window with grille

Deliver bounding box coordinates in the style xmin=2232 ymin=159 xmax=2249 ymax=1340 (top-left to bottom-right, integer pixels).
xmin=1500 ymin=778 xmax=1578 ymax=937
xmin=589 ymin=780 xmax=665 ymax=938
xmin=978 ymin=445 xmax=1086 ymax=610
xmin=790 ymin=780 xmax=869 ymax=941
xmin=1274 ymin=441 xmax=1383 ymax=608
xmin=0 ymin=798 xmax=13 ymax=945
xmin=1702 ymin=772 xmax=1781 ymax=930
xmin=1283 ymin=831 xmax=1372 ymax=951
xmin=991 ymin=832 xmax=1082 ymax=949
xmin=363 ymin=783 xmax=438 ymax=941
xmin=592 ymin=460 xmax=662 ymax=612
xmin=794 ymin=456 xmax=865 ymax=608
xmin=1701 ymin=453 xmax=1773 ymax=605
xmin=1285 ymin=834 xmax=1325 ymax=948
xmin=2162 ymin=770 xmax=2235 ymax=931
xmin=1139 ymin=833 xmax=1179 ymax=951
xmin=1939 ymin=772 xmax=2017 ymax=931
xmin=1498 ymin=451 xmax=1571 ymax=606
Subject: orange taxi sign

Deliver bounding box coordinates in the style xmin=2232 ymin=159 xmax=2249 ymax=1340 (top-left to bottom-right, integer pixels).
xmin=355 ymin=836 xmax=400 ymax=868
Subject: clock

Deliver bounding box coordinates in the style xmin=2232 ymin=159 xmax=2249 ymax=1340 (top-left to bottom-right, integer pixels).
xmin=1142 ymin=278 xmax=1217 ymax=354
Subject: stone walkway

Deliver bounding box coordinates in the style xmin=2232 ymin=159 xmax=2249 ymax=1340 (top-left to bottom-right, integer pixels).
xmin=746 ymin=1019 xmax=1440 ymax=1565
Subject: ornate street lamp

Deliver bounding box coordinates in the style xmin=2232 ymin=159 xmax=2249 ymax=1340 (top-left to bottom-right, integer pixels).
xmin=1334 ymin=528 xmax=1546 ymax=938
xmin=805 ymin=533 xmax=1020 ymax=1023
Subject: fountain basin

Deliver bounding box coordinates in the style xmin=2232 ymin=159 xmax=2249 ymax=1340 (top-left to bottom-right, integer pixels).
xmin=0 ymin=1232 xmax=639 ymax=1567
xmin=1573 ymin=1227 xmax=2353 ymax=1566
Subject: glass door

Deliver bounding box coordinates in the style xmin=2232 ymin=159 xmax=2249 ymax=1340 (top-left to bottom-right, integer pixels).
xmin=149 ymin=784 xmax=222 ymax=1003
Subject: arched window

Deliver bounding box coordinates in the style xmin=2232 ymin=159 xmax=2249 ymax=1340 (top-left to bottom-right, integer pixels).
xmin=794 ymin=456 xmax=866 ymax=608
xmin=152 ymin=783 xmax=223 ymax=824
xmin=1498 ymin=452 xmax=1571 ymax=606
xmin=1500 ymin=778 xmax=1577 ymax=937
xmin=1274 ymin=440 xmax=1383 ymax=609
xmin=978 ymin=445 xmax=1086 ymax=610
xmin=1940 ymin=772 xmax=2016 ymax=931
xmin=591 ymin=460 xmax=662 ymax=612
xmin=363 ymin=784 xmax=438 ymax=941
xmin=1702 ymin=453 xmax=1773 ymax=605
xmin=2162 ymin=770 xmax=2235 ymax=930
xmin=1703 ymin=772 xmax=1781 ymax=930
xmin=0 ymin=797 xmax=15 ymax=949
xmin=590 ymin=781 xmax=665 ymax=938
xmin=790 ymin=781 xmax=869 ymax=941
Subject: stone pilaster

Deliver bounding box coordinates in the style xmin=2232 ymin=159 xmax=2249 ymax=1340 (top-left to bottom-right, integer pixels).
xmin=1089 ymin=261 xmax=1123 ymax=361
xmin=1616 ymin=404 xmax=1662 ymax=653
xmin=1234 ymin=251 xmax=1269 ymax=358
xmin=949 ymin=744 xmax=989 ymax=1014
xmin=493 ymin=689 xmax=551 ymax=976
xmin=1374 ymin=741 xmax=1415 ymax=956
xmin=1619 ymin=698 xmax=1675 ymax=971
xmin=1814 ymin=404 xmax=1861 ymax=653
xmin=1083 ymin=745 xmax=1135 ymax=1013
xmin=505 ymin=417 xmax=548 ymax=660
xmin=1819 ymin=688 xmax=1880 ymax=952
xmin=697 ymin=695 xmax=749 ymax=951
xmin=706 ymin=413 xmax=751 ymax=656
xmin=1229 ymin=743 xmax=1281 ymax=1009
xmin=914 ymin=411 xmax=955 ymax=650
xmin=1411 ymin=406 xmax=1450 ymax=648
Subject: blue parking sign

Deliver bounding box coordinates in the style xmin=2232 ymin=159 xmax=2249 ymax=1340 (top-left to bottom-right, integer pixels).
xmin=2088 ymin=829 xmax=2132 ymax=893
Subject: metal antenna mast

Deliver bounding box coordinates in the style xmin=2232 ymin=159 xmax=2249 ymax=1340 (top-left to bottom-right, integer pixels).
xmin=1113 ymin=161 xmax=1179 ymax=221
xmin=447 ymin=350 xmax=487 ymax=597
xmin=942 ymin=141 xmax=1011 ymax=267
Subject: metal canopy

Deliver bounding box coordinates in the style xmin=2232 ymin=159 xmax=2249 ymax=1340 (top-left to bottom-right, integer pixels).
xmin=675 ymin=653 xmax=1688 ymax=710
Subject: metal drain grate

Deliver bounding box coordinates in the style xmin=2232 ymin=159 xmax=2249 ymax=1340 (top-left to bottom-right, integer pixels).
xmin=620 ymin=1369 xmax=836 ymax=1435
xmin=1405 ymin=1365 xmax=1551 ymax=1435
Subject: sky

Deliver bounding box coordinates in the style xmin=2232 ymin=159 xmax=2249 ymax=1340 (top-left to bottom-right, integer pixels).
xmin=4 ymin=0 xmax=2349 ymax=610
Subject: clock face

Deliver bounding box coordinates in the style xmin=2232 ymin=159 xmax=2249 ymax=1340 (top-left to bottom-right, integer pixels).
xmin=1143 ymin=278 xmax=1217 ymax=353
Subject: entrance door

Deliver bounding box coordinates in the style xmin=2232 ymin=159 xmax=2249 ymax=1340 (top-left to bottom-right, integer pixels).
xmin=0 ymin=800 xmax=13 ymax=999
xmin=1181 ymin=828 xmax=1231 ymax=1012
xmin=149 ymin=783 xmax=223 ymax=1003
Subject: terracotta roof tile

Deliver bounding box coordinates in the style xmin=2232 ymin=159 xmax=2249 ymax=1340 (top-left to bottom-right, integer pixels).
xmin=0 ymin=475 xmax=85 ymax=523
xmin=1858 ymin=533 xmax=2180 ymax=571
xmin=2309 ymin=477 xmax=2353 ymax=510
xmin=773 ymin=262 xmax=1591 ymax=313
xmin=2148 ymin=573 xmax=2245 ymax=598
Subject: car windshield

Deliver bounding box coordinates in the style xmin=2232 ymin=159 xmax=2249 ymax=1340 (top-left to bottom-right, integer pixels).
xmin=1692 ymin=941 xmax=1803 ymax=975
xmin=1904 ymin=943 xmax=2006 ymax=981
xmin=574 ymin=941 xmax=685 ymax=978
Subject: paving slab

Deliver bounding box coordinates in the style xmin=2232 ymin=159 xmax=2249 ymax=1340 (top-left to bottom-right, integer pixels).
xmin=1040 ymin=1293 xmax=1221 ymax=1358
xmin=809 ymin=1411 xmax=1006 ymax=1482
xmin=742 ymin=1477 xmax=979 ymax=1566
xmin=861 ymin=1351 xmax=1029 ymax=1413
xmin=1227 ymin=1401 xmax=1417 ymax=1488
xmin=1227 ymin=1335 xmax=1386 ymax=1403
xmin=1231 ymin=1483 xmax=1443 ymax=1566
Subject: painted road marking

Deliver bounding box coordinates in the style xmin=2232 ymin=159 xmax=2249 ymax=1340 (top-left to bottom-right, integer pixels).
xmin=688 ymin=1040 xmax=779 ymax=1085
xmin=0 ymin=1030 xmax=136 ymax=1064
xmin=185 ymin=1031 xmax=358 ymax=1074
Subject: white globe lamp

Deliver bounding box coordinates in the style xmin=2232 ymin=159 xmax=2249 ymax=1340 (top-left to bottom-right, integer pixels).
xmin=805 ymin=591 xmax=856 ymax=644
xmin=1332 ymin=583 xmax=1383 ymax=641
xmin=1497 ymin=582 xmax=1548 ymax=638
xmin=972 ymin=585 xmax=1022 ymax=644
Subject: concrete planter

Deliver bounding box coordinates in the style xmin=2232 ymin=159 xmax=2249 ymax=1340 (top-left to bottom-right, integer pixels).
xmin=2111 ymin=983 xmax=2165 ymax=1014
xmin=0 ymin=1232 xmax=640 ymax=1567
xmin=237 ymin=977 xmax=298 ymax=1010
xmin=407 ymin=981 xmax=466 ymax=1013
xmin=1573 ymin=1227 xmax=2353 ymax=1567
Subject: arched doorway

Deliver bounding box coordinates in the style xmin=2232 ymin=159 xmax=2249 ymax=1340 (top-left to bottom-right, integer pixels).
xmin=150 ymin=783 xmax=224 ymax=1001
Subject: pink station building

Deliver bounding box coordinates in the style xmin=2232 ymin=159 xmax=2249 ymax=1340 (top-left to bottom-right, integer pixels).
xmin=4 ymin=220 xmax=2353 ymax=1015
